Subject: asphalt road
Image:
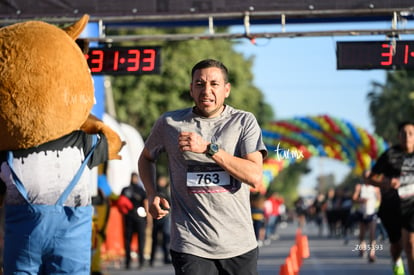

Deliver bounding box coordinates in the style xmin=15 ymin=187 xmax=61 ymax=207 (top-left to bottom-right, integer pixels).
xmin=101 ymin=221 xmax=397 ymax=275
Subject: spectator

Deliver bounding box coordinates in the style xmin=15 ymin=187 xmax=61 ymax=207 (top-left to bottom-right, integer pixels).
xmin=310 ymin=192 xmax=326 ymax=237
xmin=251 ymin=192 xmax=266 ymax=246
xmin=294 ymin=196 xmax=307 ymax=229
xmin=120 ymin=172 xmax=148 ymax=269
xmin=264 ymin=192 xmax=284 ymax=241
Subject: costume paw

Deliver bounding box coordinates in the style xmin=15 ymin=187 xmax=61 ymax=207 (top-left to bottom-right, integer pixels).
xmin=81 ymin=114 xmax=125 ymax=160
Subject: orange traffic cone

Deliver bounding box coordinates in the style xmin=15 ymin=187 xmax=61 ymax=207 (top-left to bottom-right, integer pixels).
xmin=289 ymin=245 xmax=299 ymax=274
xmin=279 ymin=262 xmax=288 ymax=275
xmin=280 ymin=256 xmax=296 ymax=275
xmin=296 ymin=242 xmax=303 ymax=267
xmin=295 ymin=233 xmax=302 ymax=264
xmin=298 ymin=235 xmax=310 ymax=259
xmin=295 ymin=228 xmax=302 ymax=243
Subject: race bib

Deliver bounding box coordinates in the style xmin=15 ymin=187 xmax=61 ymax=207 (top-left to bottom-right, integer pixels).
xmin=186 ymin=164 xmax=235 ymax=193
xmin=398 ymin=184 xmax=414 ymax=199
xmin=398 ymin=173 xmax=414 ymax=199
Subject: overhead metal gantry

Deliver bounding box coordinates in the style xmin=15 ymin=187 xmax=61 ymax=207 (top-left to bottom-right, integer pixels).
xmin=87 ymin=10 xmax=414 ymax=43
xmin=0 ymin=0 xmax=413 ymax=42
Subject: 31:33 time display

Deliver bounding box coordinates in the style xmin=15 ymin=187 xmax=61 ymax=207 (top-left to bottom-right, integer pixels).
xmin=85 ymin=46 xmax=161 ymax=75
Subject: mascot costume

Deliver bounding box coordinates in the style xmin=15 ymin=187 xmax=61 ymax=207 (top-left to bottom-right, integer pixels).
xmin=0 ymin=15 xmax=124 ymax=274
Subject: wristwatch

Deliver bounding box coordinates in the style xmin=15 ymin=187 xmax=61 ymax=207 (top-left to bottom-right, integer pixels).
xmin=206 ymin=143 xmax=219 ymax=157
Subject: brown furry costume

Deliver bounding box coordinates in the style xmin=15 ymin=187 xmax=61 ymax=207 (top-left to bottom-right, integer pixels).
xmin=0 ymin=15 xmax=124 ymax=274
xmin=0 ymin=14 xmax=123 ymax=158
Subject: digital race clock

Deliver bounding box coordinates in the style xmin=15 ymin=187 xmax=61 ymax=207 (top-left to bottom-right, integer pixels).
xmin=85 ymin=46 xmax=161 ymax=75
xmin=337 ymin=41 xmax=414 ymax=70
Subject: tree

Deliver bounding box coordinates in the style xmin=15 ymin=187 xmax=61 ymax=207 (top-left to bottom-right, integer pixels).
xmin=367 ymin=70 xmax=414 ymax=144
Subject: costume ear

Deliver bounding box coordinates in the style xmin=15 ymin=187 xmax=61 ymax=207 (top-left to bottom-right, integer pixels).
xmin=63 ymin=14 xmax=89 ymax=40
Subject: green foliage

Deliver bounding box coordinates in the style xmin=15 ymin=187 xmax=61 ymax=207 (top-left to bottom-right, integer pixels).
xmin=109 ymin=27 xmax=274 ymax=138
xmin=367 ymin=70 xmax=414 ymax=144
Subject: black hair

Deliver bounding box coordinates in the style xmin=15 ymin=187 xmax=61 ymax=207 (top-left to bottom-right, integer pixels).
xmin=191 ymin=59 xmax=229 ymax=83
xmin=398 ymin=121 xmax=414 ymax=132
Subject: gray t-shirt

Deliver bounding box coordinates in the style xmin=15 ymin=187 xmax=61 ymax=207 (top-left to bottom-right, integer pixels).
xmin=145 ymin=105 xmax=267 ymax=259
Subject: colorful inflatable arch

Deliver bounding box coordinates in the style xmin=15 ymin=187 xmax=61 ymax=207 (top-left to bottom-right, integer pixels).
xmin=260 ymin=114 xmax=388 ymax=192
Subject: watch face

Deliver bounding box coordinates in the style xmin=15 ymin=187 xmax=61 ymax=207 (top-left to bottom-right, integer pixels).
xmin=211 ymin=143 xmax=219 ymax=152
xmin=207 ymin=143 xmax=219 ymax=157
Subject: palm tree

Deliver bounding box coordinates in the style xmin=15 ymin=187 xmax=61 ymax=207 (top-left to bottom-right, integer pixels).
xmin=367 ymin=70 xmax=414 ymax=144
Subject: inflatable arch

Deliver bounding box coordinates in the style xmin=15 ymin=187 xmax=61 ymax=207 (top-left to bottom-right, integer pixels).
xmin=260 ymin=114 xmax=389 ymax=192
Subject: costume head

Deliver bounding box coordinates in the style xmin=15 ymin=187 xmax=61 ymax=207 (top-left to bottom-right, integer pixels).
xmin=0 ymin=15 xmax=95 ymax=151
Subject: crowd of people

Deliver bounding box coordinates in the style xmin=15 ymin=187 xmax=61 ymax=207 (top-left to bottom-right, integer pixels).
xmin=250 ymin=184 xmax=384 ymax=255
xmin=292 ymin=186 xmax=385 ymax=248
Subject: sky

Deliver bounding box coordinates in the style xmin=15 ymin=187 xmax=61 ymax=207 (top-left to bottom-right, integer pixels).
xmin=230 ymin=20 xmax=414 ymax=195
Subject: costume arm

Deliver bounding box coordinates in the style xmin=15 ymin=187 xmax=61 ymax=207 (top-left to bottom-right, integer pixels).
xmin=80 ymin=114 xmax=125 ymax=160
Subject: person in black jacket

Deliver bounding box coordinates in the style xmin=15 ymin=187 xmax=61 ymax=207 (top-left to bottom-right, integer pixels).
xmin=121 ymin=172 xmax=148 ymax=269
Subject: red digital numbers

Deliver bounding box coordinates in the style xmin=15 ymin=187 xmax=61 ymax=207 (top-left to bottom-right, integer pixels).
xmin=126 ymin=49 xmax=139 ymax=72
xmin=380 ymin=43 xmax=393 ymax=66
xmin=142 ymin=49 xmax=156 ymax=71
xmin=85 ymin=47 xmax=161 ymax=75
xmin=89 ymin=50 xmax=104 ymax=72
xmin=337 ymin=41 xmax=414 ymax=70
xmin=380 ymin=42 xmax=414 ymax=67
xmin=404 ymin=44 xmax=414 ymax=65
